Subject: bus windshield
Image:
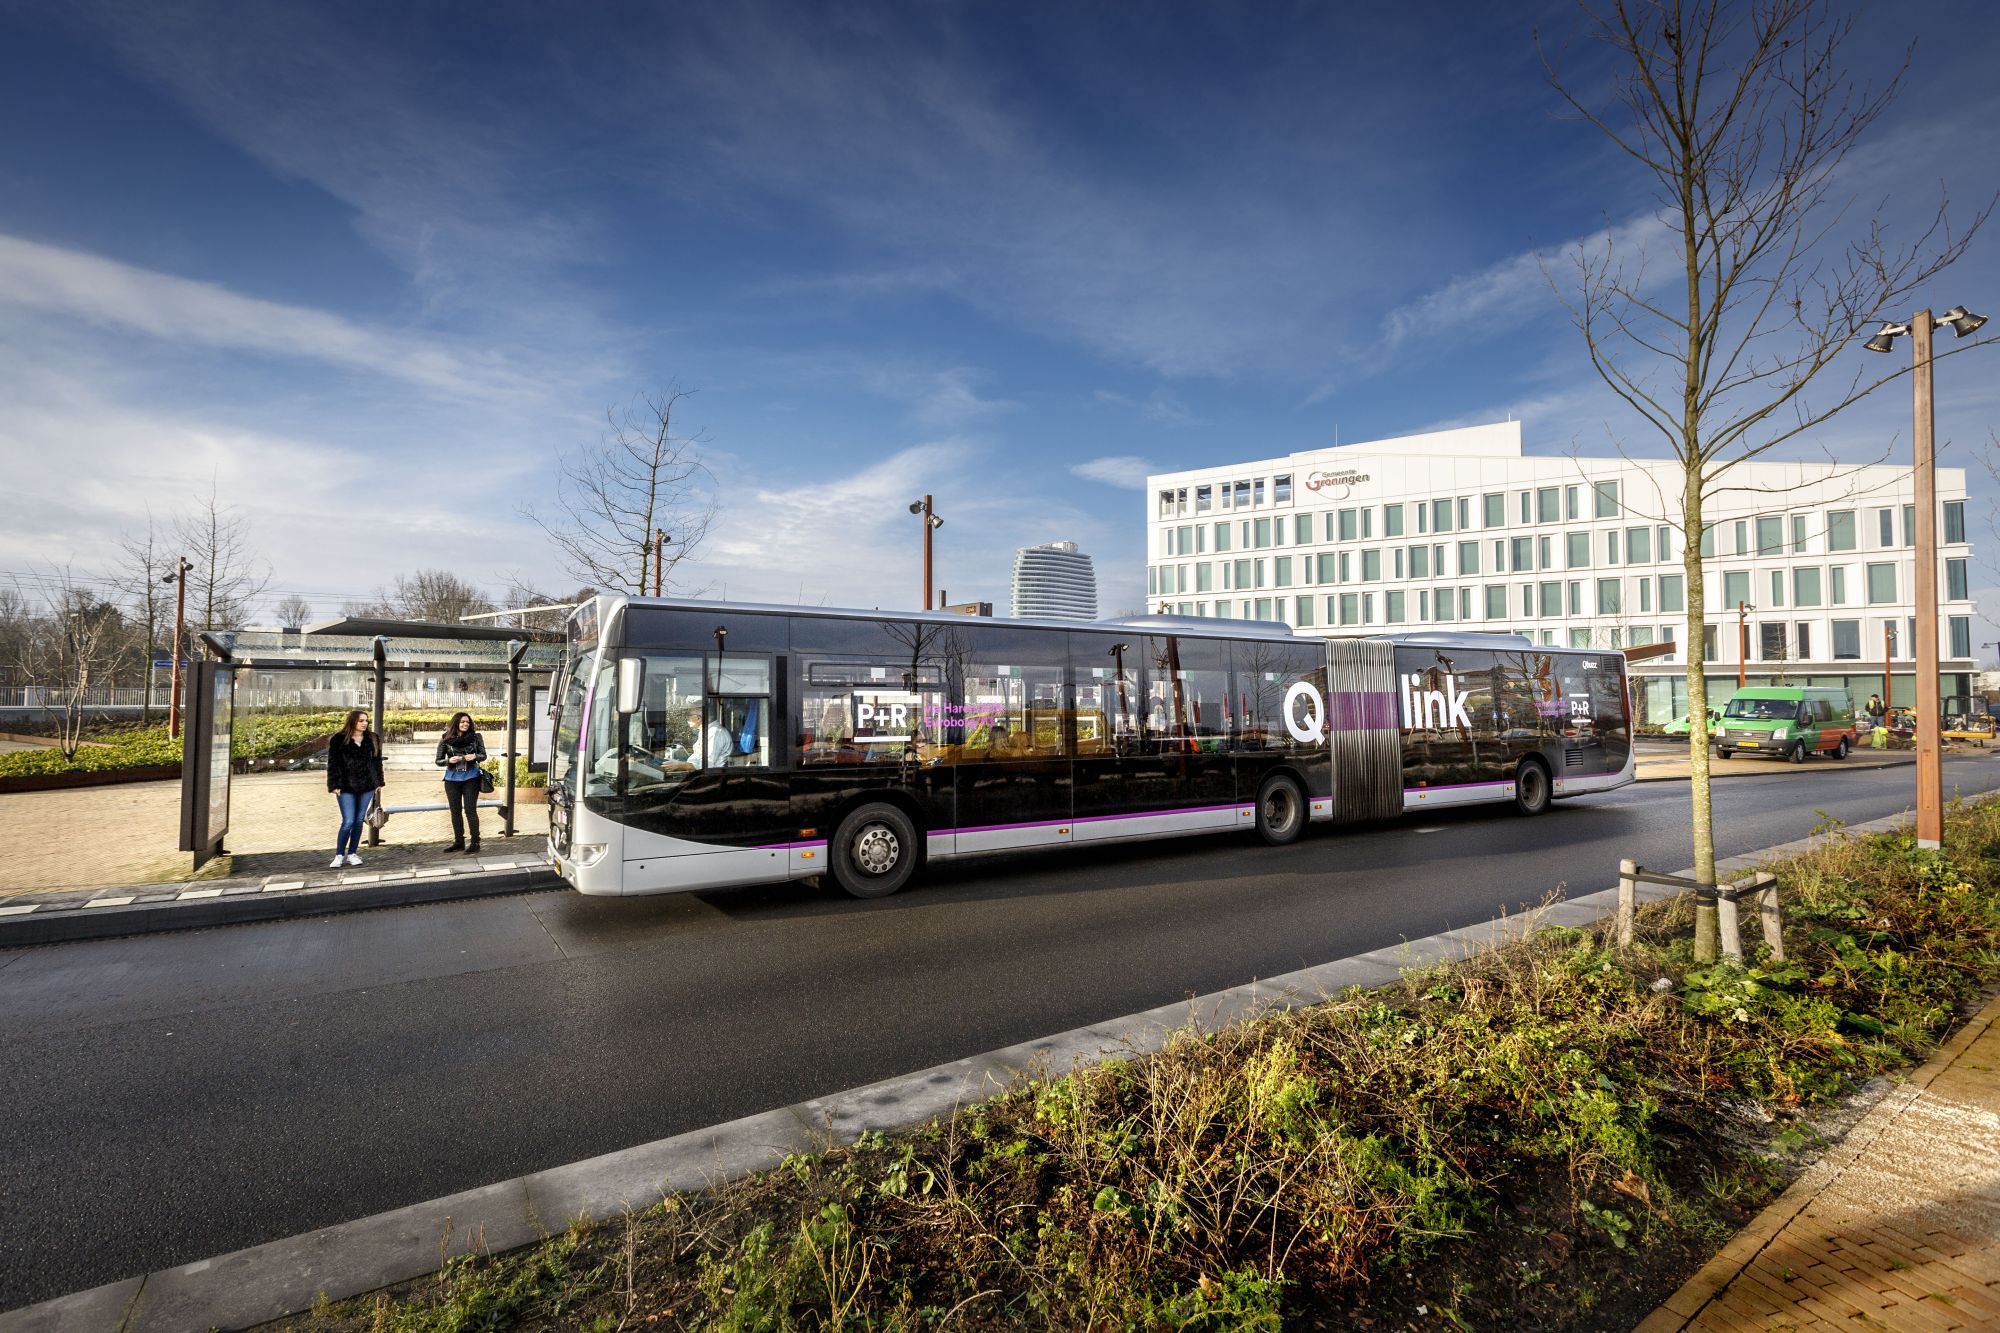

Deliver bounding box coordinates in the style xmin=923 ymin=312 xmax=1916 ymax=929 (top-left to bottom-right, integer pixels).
xmin=551 ymin=650 xmax=593 ymax=796
xmin=1724 ymin=697 xmax=1798 ymax=720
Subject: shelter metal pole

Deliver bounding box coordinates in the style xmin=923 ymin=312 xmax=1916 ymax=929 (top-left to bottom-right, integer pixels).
xmin=504 ymin=639 xmax=525 ymax=837
xmin=369 ymin=636 xmax=387 ymax=846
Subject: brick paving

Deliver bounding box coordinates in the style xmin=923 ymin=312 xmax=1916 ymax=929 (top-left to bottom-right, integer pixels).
xmin=1638 ymin=994 xmax=2000 ymax=1332
xmin=0 ymin=767 xmax=547 ymax=898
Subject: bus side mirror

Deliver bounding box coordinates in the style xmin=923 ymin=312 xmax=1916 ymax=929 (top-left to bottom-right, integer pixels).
xmin=616 ymin=657 xmax=643 ymax=715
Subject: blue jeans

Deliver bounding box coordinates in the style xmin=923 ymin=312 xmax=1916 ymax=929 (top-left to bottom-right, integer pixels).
xmin=335 ymin=790 xmax=373 ymax=857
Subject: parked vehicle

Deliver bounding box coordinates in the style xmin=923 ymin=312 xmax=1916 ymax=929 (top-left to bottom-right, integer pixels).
xmin=1712 ymin=687 xmax=1857 ymax=763
xmin=1661 ymin=709 xmax=1719 ymax=736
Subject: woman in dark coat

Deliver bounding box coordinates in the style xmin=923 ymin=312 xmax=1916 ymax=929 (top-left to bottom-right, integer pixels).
xmin=436 ymin=711 xmax=488 ymax=853
xmin=327 ymin=710 xmax=384 ymax=867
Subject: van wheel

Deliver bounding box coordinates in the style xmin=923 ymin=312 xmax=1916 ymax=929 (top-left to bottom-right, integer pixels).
xmin=1255 ymin=774 xmax=1305 ymax=845
xmin=829 ymin=803 xmax=919 ymax=899
xmin=1513 ymin=759 xmax=1551 ymax=816
xmin=1833 ymin=736 xmax=1850 ymax=760
xmin=1717 ymin=748 xmax=1733 ymax=760
xmin=1789 ymin=741 xmax=1807 ymax=765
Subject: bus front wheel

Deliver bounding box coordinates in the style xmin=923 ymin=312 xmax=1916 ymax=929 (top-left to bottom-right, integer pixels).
xmin=1255 ymin=774 xmax=1305 ymax=846
xmin=830 ymin=803 xmax=920 ymax=899
xmin=1514 ymin=760 xmax=1551 ymax=816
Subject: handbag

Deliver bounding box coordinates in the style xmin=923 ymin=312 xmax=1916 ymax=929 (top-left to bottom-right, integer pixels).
xmin=364 ymin=792 xmax=390 ymax=830
xmin=478 ymin=769 xmax=496 ymax=794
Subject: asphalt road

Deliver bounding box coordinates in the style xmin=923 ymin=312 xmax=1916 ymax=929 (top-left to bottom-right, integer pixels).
xmin=3 ymin=756 xmax=1995 ymax=1310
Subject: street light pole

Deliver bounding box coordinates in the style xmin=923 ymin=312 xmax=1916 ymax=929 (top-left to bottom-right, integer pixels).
xmin=907 ymin=496 xmax=943 ymax=610
xmin=1737 ymin=601 xmax=1751 ymax=689
xmin=652 ymin=528 xmax=669 ymax=597
xmin=1867 ymin=303 xmax=1986 ymax=849
xmin=166 ymin=556 xmax=192 ymax=739
xmin=1884 ymin=623 xmax=1896 ymax=728
xmin=1911 ymin=312 xmax=1943 ymax=848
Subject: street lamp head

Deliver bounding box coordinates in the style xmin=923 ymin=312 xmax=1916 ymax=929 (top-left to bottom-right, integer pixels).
xmin=908 ymin=500 xmax=925 ymax=515
xmin=927 ymin=514 xmax=943 ymax=530
xmin=1863 ymin=322 xmax=1908 ymax=354
xmin=1938 ymin=306 xmax=1989 ymax=339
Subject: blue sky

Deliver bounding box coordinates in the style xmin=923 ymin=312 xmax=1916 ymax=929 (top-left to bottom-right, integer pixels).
xmin=1 ymin=0 xmax=1997 ymax=625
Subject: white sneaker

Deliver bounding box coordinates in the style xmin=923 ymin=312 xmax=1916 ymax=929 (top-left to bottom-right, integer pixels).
xmin=329 ymin=856 xmax=345 ymax=869
xmin=346 ymin=853 xmax=363 ymax=867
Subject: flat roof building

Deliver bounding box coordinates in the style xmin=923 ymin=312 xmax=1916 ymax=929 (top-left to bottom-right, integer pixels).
xmin=1145 ymin=422 xmax=1977 ymax=722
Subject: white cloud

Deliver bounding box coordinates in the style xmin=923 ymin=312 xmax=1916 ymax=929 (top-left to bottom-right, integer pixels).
xmin=1069 ymin=456 xmax=1157 ymax=490
xmin=0 ymin=233 xmax=520 ymax=398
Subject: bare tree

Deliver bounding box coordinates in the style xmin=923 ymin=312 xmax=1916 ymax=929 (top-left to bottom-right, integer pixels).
xmin=174 ymin=482 xmax=270 ymax=631
xmin=10 ymin=569 xmax=125 ymax=758
xmin=273 ymin=594 xmax=314 ymax=627
xmin=1543 ymin=0 xmax=1993 ymax=958
xmin=524 ymin=387 xmax=717 ymax=595
xmin=388 ymin=570 xmax=495 ymax=624
xmin=115 ymin=513 xmax=171 ymax=724
xmin=494 ymin=576 xmax=588 ymax=629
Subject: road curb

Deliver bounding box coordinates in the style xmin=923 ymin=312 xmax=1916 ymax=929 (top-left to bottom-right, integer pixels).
xmin=0 ymin=865 xmax=559 ymax=948
xmin=0 ymin=801 xmax=1948 ymax=1330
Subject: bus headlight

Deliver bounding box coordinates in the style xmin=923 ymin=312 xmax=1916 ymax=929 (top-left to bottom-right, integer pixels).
xmin=571 ymin=843 xmax=608 ymax=868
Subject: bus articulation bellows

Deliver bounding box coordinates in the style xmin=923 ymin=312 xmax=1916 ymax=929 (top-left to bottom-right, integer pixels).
xmin=545 ymin=595 xmax=1634 ymax=899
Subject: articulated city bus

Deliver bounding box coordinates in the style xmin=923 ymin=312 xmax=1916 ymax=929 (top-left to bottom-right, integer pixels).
xmin=546 ymin=595 xmax=1633 ymax=899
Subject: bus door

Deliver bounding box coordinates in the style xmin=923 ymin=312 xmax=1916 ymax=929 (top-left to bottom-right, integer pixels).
xmin=1127 ymin=635 xmax=1237 ymax=832
xmin=1068 ymin=632 xmax=1160 ymax=841
xmin=953 ymin=628 xmax=1073 ymax=853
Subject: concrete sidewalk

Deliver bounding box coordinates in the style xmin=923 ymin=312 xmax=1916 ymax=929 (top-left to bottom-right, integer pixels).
xmin=1639 ymin=992 xmax=2000 ymax=1332
xmin=1633 ymin=744 xmax=1924 ymax=782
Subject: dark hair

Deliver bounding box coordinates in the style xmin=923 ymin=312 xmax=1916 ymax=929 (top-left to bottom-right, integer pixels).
xmin=336 ymin=709 xmax=369 ymax=746
xmin=448 ymin=711 xmax=475 ymax=735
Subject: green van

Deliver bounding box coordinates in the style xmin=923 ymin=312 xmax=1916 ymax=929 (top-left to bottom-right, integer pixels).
xmin=1713 ymin=687 xmax=1858 ymax=763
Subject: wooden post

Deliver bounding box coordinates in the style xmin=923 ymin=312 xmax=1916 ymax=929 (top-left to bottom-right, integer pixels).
xmin=1757 ymin=873 xmax=1785 ymax=962
xmin=1617 ymin=858 xmax=1637 ymax=949
xmin=1717 ymin=888 xmax=1743 ymax=965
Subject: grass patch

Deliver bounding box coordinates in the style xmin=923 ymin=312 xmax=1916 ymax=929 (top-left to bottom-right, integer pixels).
xmin=281 ymin=799 xmax=2000 ymax=1331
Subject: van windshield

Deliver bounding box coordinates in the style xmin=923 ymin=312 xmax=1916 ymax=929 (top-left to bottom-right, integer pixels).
xmin=1724 ymin=698 xmax=1798 ymax=720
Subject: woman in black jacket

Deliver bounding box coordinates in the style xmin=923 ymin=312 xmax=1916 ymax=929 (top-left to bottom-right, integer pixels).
xmin=436 ymin=711 xmax=487 ymax=853
xmin=327 ymin=710 xmax=384 ymax=868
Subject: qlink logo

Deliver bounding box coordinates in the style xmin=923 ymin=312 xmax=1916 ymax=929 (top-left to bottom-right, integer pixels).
xmin=1284 ymin=681 xmax=1326 ymax=744
xmin=1401 ymin=673 xmax=1472 ymax=730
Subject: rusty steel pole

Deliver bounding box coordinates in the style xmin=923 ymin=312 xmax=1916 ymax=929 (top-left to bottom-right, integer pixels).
xmin=167 ymin=557 xmax=191 ymax=739
xmin=921 ymin=495 xmax=934 ymax=610
xmin=1737 ymin=601 xmax=1749 ymax=689
xmin=1884 ymin=623 xmax=1895 ymax=724
xmin=1912 ymin=311 xmax=1943 ymax=848
xmin=652 ymin=528 xmax=667 ymax=597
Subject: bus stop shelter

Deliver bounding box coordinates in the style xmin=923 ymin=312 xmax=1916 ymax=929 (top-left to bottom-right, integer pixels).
xmin=178 ymin=618 xmax=564 ymax=870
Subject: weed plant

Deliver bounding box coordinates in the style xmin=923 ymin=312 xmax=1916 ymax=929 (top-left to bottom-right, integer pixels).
xmin=290 ymin=799 xmax=2000 ymax=1332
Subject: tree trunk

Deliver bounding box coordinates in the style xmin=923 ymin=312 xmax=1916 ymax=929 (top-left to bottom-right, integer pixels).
xmin=1683 ymin=471 xmax=1719 ymax=961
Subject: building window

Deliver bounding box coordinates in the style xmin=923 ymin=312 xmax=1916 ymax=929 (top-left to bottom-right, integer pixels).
xmin=1294 ymin=514 xmax=1312 ymax=544
xmin=1195 ymin=485 xmax=1212 ymax=513
xmin=1431 ymin=498 xmax=1453 ymax=533
xmin=1865 ymin=563 xmax=1896 ymax=604
xmin=1458 ymin=541 xmax=1480 ymax=576
xmin=1234 ymin=559 xmax=1253 ymax=588
xmin=1832 ymin=619 xmax=1861 ymax=659
xmin=1337 ymin=509 xmax=1357 ymax=541
xmin=1794 ymin=622 xmax=1812 ymax=660
xmin=1158 ymin=490 xmax=1176 ymax=518
xmin=1638 ymin=578 xmax=1653 ymax=613
xmin=1434 ymin=587 xmax=1455 ymax=622
xmin=1519 ymin=491 xmax=1532 ymax=524
xmin=1540 ymin=581 xmax=1563 ymax=618
xmin=1756 ymin=515 xmax=1783 ymax=556
xmin=1597 ymin=578 xmax=1621 ymax=614
xmin=1793 ymin=567 xmax=1821 ymax=607
xmin=1567 ymin=580 xmax=1582 ymax=616
xmin=1361 ymin=550 xmax=1381 ymax=581
xmin=1338 ymin=552 xmax=1350 ymax=581
xmin=1315 ymin=553 xmax=1336 ymax=583
xmin=1417 ymin=503 xmax=1428 ymax=534
xmin=1483 ymin=493 xmax=1505 ymax=528
xmin=1631 ymin=626 xmax=1654 ymax=647
xmin=1253 ymin=479 xmax=1265 ymax=506
xmin=1760 ymin=623 xmax=1787 ymax=661
xmin=1594 ymin=481 xmax=1618 ymax=518
xmin=1147 ymin=567 xmax=1156 ymax=597
xmin=1384 ymin=504 xmax=1404 ymax=537
xmin=1702 ymin=625 xmax=1718 ymax=661
xmin=1723 ymin=570 xmax=1750 ymax=607
xmin=1625 ymin=526 xmax=1650 ymax=564
xmin=1234 ymin=481 xmax=1251 ymax=508
xmin=1945 ymin=500 xmax=1966 ymax=544
xmin=1659 ymin=574 xmax=1684 ymax=612
xmin=1769 ymin=569 xmax=1785 ymax=607
xmin=1537 ymin=487 xmax=1560 ymax=523
xmin=1538 ymin=534 xmax=1553 ymax=569
xmin=1566 ymin=486 xmax=1580 ymax=521
xmin=1951 ymin=615 xmax=1972 ymax=658
xmin=1273 ymin=557 xmax=1292 ymax=588
xmin=1791 ymin=513 xmax=1808 ymax=553
xmin=1418 ymin=590 xmax=1430 ymax=622
xmin=1363 ymin=592 xmax=1375 ymax=624
xmin=1730 ymin=519 xmax=1748 ymax=554
xmin=1902 ymin=504 xmax=1915 ymax=547
xmin=1826 ymin=510 xmax=1856 ymax=552
xmin=1295 ymin=595 xmax=1314 ymax=627
xmin=1361 ymin=508 xmax=1372 ymax=539
xmin=1339 ymin=593 xmax=1359 ymax=626
xmin=1948 ymin=557 xmax=1969 ymax=601
xmin=1484 ymin=585 xmax=1507 ymax=619
xmin=1196 ymin=563 xmax=1213 ymax=593
xmin=1569 ymin=628 xmax=1591 ymax=648
xmin=1385 ymin=590 xmax=1405 ymax=624
xmin=1604 ymin=530 xmax=1621 ymax=565
xmin=1877 ymin=508 xmax=1895 ymax=547
xmin=1254 ymin=517 xmax=1272 ymax=548
xmin=1273 ymin=474 xmax=1292 ymax=503
xmin=1214 ymin=522 xmax=1232 ymax=553
xmin=1511 ymin=536 xmax=1534 ymax=572
xmin=1409 ymin=544 xmax=1430 ymax=578
xmin=1566 ymin=531 xmax=1590 ymax=568
xmin=1457 ymin=497 xmax=1471 ymax=531
xmin=1700 ymin=524 xmax=1716 ymax=557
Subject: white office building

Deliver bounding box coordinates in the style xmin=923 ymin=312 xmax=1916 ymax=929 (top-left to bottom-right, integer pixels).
xmin=1145 ymin=422 xmax=1977 ymax=722
xmin=1012 ymin=541 xmax=1099 ymax=620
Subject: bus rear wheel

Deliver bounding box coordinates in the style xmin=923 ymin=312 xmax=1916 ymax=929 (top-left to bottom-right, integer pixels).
xmin=1255 ymin=774 xmax=1305 ymax=846
xmin=1513 ymin=759 xmax=1551 ymax=816
xmin=829 ymin=803 xmax=919 ymax=899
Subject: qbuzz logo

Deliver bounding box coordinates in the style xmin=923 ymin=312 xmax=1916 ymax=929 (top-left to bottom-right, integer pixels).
xmin=1284 ymin=681 xmax=1326 ymax=744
